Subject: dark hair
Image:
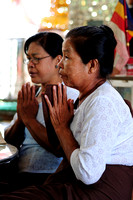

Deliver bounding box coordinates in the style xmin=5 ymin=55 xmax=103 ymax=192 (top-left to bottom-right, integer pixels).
xmin=24 ymin=32 xmax=63 ymax=58
xmin=66 ymin=25 xmax=117 ymax=78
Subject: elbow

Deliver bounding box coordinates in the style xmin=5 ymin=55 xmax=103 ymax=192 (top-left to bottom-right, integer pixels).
xmin=4 ymin=130 xmax=11 ymax=142
xmin=76 ymin=173 xmax=101 ymax=185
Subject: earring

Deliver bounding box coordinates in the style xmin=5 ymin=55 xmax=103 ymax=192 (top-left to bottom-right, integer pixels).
xmin=55 ymin=65 xmax=58 ymax=68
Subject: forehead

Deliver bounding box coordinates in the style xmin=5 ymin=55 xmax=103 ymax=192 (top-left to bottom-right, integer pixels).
xmin=27 ymin=42 xmax=45 ymax=54
xmin=62 ymin=38 xmax=75 ymax=53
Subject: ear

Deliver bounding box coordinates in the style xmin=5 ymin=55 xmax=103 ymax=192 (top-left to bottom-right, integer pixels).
xmin=87 ymin=59 xmax=99 ymax=74
xmin=55 ymin=55 xmax=62 ymax=65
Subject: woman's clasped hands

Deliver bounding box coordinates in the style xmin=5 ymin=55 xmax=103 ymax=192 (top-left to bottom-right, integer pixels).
xmin=17 ymin=82 xmax=38 ymax=124
xmin=45 ymin=83 xmax=74 ymax=135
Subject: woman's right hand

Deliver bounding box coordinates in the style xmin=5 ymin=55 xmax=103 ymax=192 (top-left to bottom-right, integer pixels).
xmin=45 ymin=83 xmax=74 ymax=134
xmin=45 ymin=83 xmax=79 ymax=161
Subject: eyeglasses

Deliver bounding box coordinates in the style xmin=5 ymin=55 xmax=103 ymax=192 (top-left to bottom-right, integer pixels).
xmin=23 ymin=55 xmax=51 ymax=65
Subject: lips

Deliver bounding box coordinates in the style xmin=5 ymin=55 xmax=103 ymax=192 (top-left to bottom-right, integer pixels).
xmin=59 ymin=72 xmax=63 ymax=76
xmin=29 ymin=71 xmax=37 ymax=77
xmin=59 ymin=70 xmax=64 ymax=77
xmin=59 ymin=73 xmax=67 ymax=80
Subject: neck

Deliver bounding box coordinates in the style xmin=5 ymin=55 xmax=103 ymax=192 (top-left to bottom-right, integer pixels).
xmin=41 ymin=77 xmax=62 ymax=93
xmin=79 ymin=78 xmax=106 ymax=102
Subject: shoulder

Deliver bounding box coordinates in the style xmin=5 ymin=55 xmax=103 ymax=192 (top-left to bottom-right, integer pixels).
xmin=83 ymin=82 xmax=130 ymax=119
xmin=91 ymin=81 xmax=121 ymax=103
xmin=78 ymin=82 xmax=122 ymax=112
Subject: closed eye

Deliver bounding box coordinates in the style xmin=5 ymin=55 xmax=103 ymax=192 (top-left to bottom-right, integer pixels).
xmin=26 ymin=57 xmax=40 ymax=61
xmin=33 ymin=57 xmax=40 ymax=61
xmin=63 ymin=55 xmax=69 ymax=60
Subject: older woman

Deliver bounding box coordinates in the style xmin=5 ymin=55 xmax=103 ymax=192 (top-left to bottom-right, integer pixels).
xmin=1 ymin=25 xmax=133 ymax=200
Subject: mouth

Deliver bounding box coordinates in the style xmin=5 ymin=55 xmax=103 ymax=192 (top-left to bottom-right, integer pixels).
xmin=59 ymin=73 xmax=65 ymax=80
xmin=59 ymin=73 xmax=67 ymax=81
xmin=59 ymin=70 xmax=64 ymax=77
xmin=59 ymin=72 xmax=63 ymax=77
xmin=29 ymin=72 xmax=37 ymax=77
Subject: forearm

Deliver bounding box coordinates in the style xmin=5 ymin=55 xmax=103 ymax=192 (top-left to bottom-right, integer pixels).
xmin=56 ymin=127 xmax=79 ymax=162
xmin=24 ymin=119 xmax=55 ymax=152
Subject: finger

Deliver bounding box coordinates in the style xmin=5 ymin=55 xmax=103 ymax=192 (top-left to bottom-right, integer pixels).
xmin=22 ymin=84 xmax=27 ymax=102
xmin=35 ymin=98 xmax=39 ymax=107
xmin=26 ymin=82 xmax=31 ymax=102
xmin=53 ymin=85 xmax=58 ymax=107
xmin=20 ymin=85 xmax=24 ymax=101
xmin=58 ymin=83 xmax=63 ymax=105
xmin=17 ymin=91 xmax=23 ymax=111
xmin=44 ymin=94 xmax=53 ymax=113
xmin=31 ymin=85 xmax=35 ymax=101
xmin=69 ymin=99 xmax=74 ymax=115
xmin=62 ymin=84 xmax=67 ymax=105
xmin=17 ymin=90 xmax=23 ymax=103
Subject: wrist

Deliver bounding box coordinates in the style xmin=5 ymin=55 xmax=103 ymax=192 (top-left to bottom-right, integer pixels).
xmin=23 ymin=118 xmax=36 ymax=127
xmin=16 ymin=118 xmax=23 ymax=125
xmin=55 ymin=126 xmax=70 ymax=136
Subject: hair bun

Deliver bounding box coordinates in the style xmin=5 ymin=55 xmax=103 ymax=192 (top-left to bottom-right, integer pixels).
xmin=99 ymin=25 xmax=117 ymax=48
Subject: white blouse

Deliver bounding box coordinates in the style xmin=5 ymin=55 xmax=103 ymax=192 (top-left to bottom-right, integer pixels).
xmin=70 ymin=81 xmax=133 ymax=185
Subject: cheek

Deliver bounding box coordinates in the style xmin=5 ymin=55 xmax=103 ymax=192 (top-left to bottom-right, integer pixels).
xmin=40 ymin=65 xmax=52 ymax=73
xmin=66 ymin=72 xmax=78 ymax=85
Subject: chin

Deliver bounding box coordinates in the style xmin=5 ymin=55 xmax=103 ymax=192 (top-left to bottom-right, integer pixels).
xmin=31 ymin=79 xmax=39 ymax=84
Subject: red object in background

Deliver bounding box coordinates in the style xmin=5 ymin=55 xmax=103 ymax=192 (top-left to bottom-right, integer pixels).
xmin=110 ymin=0 xmax=133 ymax=73
xmin=128 ymin=57 xmax=133 ymax=64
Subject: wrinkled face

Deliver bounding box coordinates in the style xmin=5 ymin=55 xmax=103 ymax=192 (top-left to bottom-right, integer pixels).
xmin=58 ymin=38 xmax=89 ymax=90
xmin=26 ymin=42 xmax=57 ymax=85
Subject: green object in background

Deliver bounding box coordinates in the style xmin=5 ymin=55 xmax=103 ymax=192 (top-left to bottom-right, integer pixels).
xmin=0 ymin=100 xmax=17 ymax=111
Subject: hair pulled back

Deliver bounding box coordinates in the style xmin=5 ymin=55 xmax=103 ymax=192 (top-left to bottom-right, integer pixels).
xmin=66 ymin=25 xmax=117 ymax=78
xmin=24 ymin=32 xmax=63 ymax=58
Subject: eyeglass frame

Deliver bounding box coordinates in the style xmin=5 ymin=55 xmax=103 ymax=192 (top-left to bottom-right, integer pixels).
xmin=23 ymin=55 xmax=51 ymax=65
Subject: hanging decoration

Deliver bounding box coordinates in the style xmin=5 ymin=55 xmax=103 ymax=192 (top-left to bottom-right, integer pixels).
xmin=109 ymin=0 xmax=133 ymax=75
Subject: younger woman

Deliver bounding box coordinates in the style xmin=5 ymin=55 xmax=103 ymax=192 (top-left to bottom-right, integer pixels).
xmin=3 ymin=32 xmax=79 ymax=190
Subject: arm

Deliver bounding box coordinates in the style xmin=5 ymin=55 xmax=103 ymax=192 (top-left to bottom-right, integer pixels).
xmin=45 ymin=84 xmax=124 ymax=185
xmin=23 ymin=118 xmax=56 ymax=153
xmin=70 ymin=96 xmax=123 ymax=185
xmin=45 ymin=83 xmax=79 ymax=162
xmin=4 ymin=114 xmax=25 ymax=148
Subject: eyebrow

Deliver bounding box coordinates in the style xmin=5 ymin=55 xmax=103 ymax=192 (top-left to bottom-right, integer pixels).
xmin=63 ymin=49 xmax=70 ymax=53
xmin=26 ymin=53 xmax=40 ymax=56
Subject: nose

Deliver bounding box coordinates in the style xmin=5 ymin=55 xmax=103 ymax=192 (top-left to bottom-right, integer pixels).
xmin=58 ymin=57 xmax=64 ymax=69
xmin=27 ymin=59 xmax=35 ymax=68
xmin=28 ymin=60 xmax=35 ymax=68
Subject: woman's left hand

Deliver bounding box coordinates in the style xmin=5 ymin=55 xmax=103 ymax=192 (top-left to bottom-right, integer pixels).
xmin=45 ymin=83 xmax=74 ymax=134
xmin=17 ymin=82 xmax=38 ymax=124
